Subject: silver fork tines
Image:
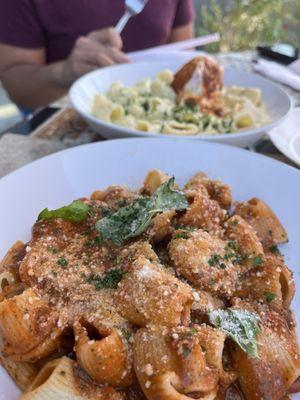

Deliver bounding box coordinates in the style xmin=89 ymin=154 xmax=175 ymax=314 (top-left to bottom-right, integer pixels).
xmin=115 ymin=0 xmax=149 ymax=34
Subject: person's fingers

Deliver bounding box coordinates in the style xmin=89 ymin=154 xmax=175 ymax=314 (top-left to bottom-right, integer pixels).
xmin=89 ymin=27 xmax=123 ymax=50
xmin=105 ymin=47 xmax=130 ymax=64
xmin=77 ymin=37 xmax=128 ymax=67
xmin=71 ymin=36 xmax=129 ymax=82
xmin=96 ymin=52 xmax=115 ymax=67
xmin=82 ymin=39 xmax=116 ymax=67
xmin=74 ymin=37 xmax=108 ymax=66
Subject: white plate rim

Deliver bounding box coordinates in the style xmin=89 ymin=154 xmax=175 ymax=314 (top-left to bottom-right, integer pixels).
xmin=1 ymin=137 xmax=299 ymax=185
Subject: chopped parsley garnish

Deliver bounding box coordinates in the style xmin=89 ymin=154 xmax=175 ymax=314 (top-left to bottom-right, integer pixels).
xmin=189 ymin=327 xmax=197 ymax=335
xmin=182 ymin=346 xmax=191 ymax=358
xmin=95 ymin=178 xmax=188 ymax=246
xmin=57 ymin=257 xmax=68 ymax=267
xmin=269 ymin=244 xmax=280 ymax=255
xmin=264 ymin=292 xmax=276 ymax=303
xmin=221 ymin=118 xmax=234 ymax=133
xmin=208 ymin=309 xmax=261 ymax=358
xmin=224 ymin=241 xmax=243 ymax=265
xmin=184 ymin=327 xmax=197 ymax=338
xmin=230 ymin=218 xmax=239 ymax=226
xmin=38 ymin=200 xmax=89 ymax=223
xmin=227 ymin=240 xmax=239 ymax=252
xmin=47 ymin=246 xmax=59 ymax=254
xmin=120 ymin=328 xmax=132 ymax=341
xmin=202 ymin=115 xmax=211 ymax=129
xmin=174 ymin=232 xmax=189 ymax=239
xmin=142 ymin=100 xmax=150 ymax=112
xmin=85 ymin=236 xmax=103 ymax=247
xmin=84 ymin=268 xmax=125 ymax=290
xmin=208 ymin=254 xmax=222 ymax=266
xmin=252 ymin=255 xmax=263 ymax=268
xmin=208 ymin=241 xmax=243 ymax=269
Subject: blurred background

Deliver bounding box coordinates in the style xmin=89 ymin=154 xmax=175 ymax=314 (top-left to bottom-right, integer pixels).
xmin=0 ymin=0 xmax=299 ymax=133
xmin=195 ymin=0 xmax=300 ymax=51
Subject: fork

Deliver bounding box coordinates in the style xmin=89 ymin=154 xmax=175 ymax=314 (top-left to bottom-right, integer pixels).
xmin=115 ymin=0 xmax=149 ymax=34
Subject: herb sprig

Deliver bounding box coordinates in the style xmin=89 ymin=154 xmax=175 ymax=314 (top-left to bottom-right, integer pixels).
xmin=208 ymin=309 xmax=261 ymax=358
xmin=38 ymin=200 xmax=89 ymax=223
xmin=95 ymin=178 xmax=188 ymax=245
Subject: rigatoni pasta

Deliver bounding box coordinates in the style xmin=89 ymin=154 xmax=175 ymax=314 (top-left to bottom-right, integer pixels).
xmin=230 ymin=299 xmax=300 ymax=400
xmin=74 ymin=321 xmax=134 ymax=387
xmin=115 ymin=255 xmax=193 ymax=327
xmin=0 ymin=170 xmax=298 ymax=400
xmin=21 ymin=356 xmax=125 ymax=399
xmin=234 ymin=197 xmax=288 ymax=246
xmin=0 ymin=355 xmax=38 ymax=391
xmin=133 ymin=326 xmax=227 ymax=400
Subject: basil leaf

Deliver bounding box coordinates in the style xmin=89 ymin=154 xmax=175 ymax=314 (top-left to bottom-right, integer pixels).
xmin=150 ymin=177 xmax=188 ymax=213
xmin=95 ymin=197 xmax=151 ymax=246
xmin=38 ymin=200 xmax=89 ymax=223
xmin=208 ymin=309 xmax=261 ymax=358
xmin=95 ymin=178 xmax=188 ymax=245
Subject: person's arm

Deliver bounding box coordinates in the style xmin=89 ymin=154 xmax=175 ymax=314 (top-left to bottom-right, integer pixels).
xmin=169 ymin=0 xmax=195 ymax=43
xmin=0 ymin=44 xmax=65 ymax=108
xmin=169 ymin=22 xmax=195 ymax=43
xmin=0 ymin=28 xmax=129 ymax=108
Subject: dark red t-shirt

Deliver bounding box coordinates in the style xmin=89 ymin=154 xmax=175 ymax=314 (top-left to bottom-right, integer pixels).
xmin=0 ymin=0 xmax=195 ymax=63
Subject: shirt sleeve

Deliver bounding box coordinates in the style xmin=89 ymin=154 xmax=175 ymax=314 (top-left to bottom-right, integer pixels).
xmin=0 ymin=0 xmax=45 ymax=48
xmin=173 ymin=0 xmax=196 ymax=28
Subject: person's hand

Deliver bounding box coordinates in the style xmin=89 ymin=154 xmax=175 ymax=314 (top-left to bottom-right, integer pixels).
xmin=59 ymin=27 xmax=130 ymax=86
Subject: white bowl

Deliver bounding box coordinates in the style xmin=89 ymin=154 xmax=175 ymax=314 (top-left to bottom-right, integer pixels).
xmin=0 ymin=139 xmax=300 ymax=399
xmin=70 ymin=59 xmax=291 ymax=147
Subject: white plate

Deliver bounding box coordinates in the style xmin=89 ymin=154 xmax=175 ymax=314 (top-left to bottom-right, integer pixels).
xmin=269 ymin=107 xmax=300 ymax=166
xmin=130 ymin=49 xmax=204 ymax=63
xmin=0 ymin=139 xmax=299 ymax=399
xmin=69 ymin=53 xmax=291 ymax=147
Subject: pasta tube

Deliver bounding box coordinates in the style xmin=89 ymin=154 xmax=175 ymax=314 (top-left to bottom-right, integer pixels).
xmin=21 ymin=356 xmax=125 ymax=399
xmin=115 ymin=256 xmax=193 ymax=327
xmin=74 ymin=321 xmax=134 ymax=386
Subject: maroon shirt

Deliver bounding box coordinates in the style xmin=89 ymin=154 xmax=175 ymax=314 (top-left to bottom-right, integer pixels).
xmin=0 ymin=0 xmax=195 ymax=63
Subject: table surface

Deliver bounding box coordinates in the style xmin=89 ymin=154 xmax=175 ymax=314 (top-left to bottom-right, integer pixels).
xmin=0 ymin=51 xmax=299 ymax=178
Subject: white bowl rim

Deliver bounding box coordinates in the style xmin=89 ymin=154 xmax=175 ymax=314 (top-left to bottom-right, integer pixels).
xmin=69 ymin=61 xmax=292 ymax=141
xmin=1 ymin=137 xmax=299 ymax=187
